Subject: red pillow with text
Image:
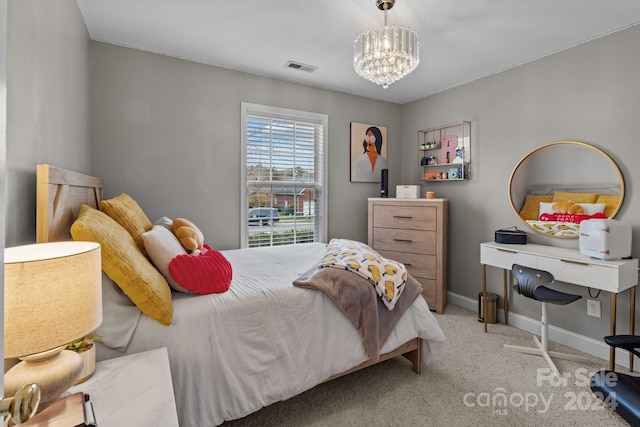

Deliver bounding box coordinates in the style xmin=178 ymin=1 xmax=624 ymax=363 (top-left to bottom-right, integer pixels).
xmin=539 ymin=212 xmax=608 ymax=224
xmin=168 ymin=244 xmax=232 ymax=294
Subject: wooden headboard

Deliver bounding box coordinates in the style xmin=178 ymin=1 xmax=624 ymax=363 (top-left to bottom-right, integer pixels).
xmin=36 ymin=164 xmax=104 ymax=243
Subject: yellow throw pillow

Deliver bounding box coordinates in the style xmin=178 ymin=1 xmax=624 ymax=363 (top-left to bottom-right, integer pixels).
xmin=519 ymin=194 xmax=553 ymax=220
xmin=551 ymin=191 xmax=598 ymax=204
xmin=595 ymin=194 xmax=621 ymax=218
xmin=71 ymin=204 xmax=172 ymax=325
xmin=100 ymin=193 xmax=153 ymax=257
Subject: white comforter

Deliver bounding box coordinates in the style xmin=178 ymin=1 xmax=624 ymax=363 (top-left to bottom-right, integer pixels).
xmin=95 ymin=242 xmax=446 ymax=426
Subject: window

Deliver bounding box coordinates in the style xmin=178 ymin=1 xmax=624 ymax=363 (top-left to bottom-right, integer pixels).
xmin=241 ymin=103 xmax=327 ymax=248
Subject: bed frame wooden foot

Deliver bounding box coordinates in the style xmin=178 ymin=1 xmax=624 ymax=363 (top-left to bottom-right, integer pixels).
xmin=324 ymin=338 xmax=422 ymax=382
xmin=402 ymin=341 xmax=421 ymax=374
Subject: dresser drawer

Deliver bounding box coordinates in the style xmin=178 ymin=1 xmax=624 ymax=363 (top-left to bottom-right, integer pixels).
xmin=376 ymin=249 xmax=435 ymax=279
xmin=372 ymin=228 xmax=435 ymax=254
xmin=372 ymin=205 xmax=436 ymax=230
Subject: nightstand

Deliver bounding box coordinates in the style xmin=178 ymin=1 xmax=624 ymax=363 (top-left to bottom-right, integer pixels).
xmin=68 ymin=347 xmax=178 ymax=427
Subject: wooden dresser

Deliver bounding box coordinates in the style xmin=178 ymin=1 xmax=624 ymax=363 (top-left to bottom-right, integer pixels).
xmin=368 ymin=198 xmax=448 ymax=313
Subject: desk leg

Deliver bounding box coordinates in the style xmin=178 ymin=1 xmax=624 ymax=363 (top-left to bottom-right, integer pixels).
xmin=630 ymin=286 xmax=636 ymax=372
xmin=482 ymin=264 xmax=487 ymax=333
xmin=503 ymin=269 xmax=509 ymax=325
xmin=610 ymin=293 xmax=617 ymax=371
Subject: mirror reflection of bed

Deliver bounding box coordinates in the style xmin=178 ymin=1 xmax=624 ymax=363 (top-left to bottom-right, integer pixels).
xmin=509 ymin=141 xmax=624 ymax=238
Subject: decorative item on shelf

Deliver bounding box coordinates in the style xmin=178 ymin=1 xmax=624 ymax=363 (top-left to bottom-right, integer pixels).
xmin=4 ymin=242 xmax=103 ymax=406
xmin=424 ymin=172 xmax=438 ymax=180
xmin=439 ymin=135 xmax=459 ymax=165
xmin=421 ymin=140 xmax=436 ymax=150
xmin=420 ymin=155 xmax=428 ymax=166
xmin=448 ymin=168 xmax=459 ymax=180
xmin=452 ymin=140 xmax=464 ymax=164
xmin=353 ymin=0 xmax=419 ymax=89
xmin=66 ymin=335 xmax=100 ymax=385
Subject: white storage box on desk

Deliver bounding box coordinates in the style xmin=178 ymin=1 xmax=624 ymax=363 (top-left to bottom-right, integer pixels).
xmin=579 ymin=219 xmax=631 ymax=260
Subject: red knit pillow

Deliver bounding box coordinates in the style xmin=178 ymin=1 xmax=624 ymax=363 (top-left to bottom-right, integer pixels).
xmin=168 ymin=244 xmax=232 ymax=294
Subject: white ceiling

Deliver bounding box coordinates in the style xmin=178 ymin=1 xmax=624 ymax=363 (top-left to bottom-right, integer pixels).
xmin=76 ymin=0 xmax=640 ymax=105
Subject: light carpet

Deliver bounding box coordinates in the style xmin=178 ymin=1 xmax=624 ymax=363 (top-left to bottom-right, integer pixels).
xmin=224 ymin=304 xmax=629 ymax=426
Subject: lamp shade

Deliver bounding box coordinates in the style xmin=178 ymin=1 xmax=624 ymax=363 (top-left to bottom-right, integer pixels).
xmin=4 ymin=241 xmax=102 ymax=358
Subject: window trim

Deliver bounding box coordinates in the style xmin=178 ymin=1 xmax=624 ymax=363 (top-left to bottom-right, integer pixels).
xmin=240 ymin=102 xmax=328 ymax=248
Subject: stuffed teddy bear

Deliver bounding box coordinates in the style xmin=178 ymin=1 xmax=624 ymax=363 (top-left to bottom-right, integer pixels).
xmin=172 ymin=218 xmax=204 ymax=254
xmin=552 ymin=201 xmax=584 ymax=214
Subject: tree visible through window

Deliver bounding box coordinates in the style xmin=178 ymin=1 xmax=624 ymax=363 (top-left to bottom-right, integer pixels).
xmin=241 ymin=103 xmax=327 ymax=248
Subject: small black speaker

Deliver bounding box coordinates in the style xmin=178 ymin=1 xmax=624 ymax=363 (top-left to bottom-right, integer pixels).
xmin=380 ymin=169 xmax=389 ymax=198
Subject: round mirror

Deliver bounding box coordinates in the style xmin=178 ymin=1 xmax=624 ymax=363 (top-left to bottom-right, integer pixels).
xmin=509 ymin=140 xmax=624 ymax=238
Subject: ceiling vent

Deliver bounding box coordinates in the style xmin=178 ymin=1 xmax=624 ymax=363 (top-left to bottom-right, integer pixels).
xmin=284 ymin=61 xmax=317 ymax=73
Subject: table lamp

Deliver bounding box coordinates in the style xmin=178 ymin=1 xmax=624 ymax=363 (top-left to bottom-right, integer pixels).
xmin=4 ymin=241 xmax=102 ymax=405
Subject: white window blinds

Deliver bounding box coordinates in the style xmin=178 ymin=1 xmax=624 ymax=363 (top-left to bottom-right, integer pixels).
xmin=241 ymin=103 xmax=327 ymax=248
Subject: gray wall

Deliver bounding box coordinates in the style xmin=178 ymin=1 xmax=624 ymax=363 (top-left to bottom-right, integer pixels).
xmin=89 ymin=42 xmax=401 ymax=249
xmin=6 ymin=0 xmax=91 ymax=246
xmin=400 ymin=24 xmax=640 ymax=340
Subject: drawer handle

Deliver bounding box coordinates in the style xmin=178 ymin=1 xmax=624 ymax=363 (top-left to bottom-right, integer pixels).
xmin=560 ymin=259 xmax=589 ymax=266
xmin=496 ymin=248 xmax=517 ymax=254
xmin=393 ymin=215 xmax=414 ymax=219
xmin=393 ymin=238 xmax=413 ymax=243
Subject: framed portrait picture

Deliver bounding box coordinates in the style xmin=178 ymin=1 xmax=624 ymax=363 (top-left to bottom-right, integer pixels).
xmin=350 ymin=122 xmax=388 ymax=182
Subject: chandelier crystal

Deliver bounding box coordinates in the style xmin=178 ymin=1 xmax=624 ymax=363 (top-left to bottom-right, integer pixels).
xmin=353 ymin=0 xmax=419 ymax=89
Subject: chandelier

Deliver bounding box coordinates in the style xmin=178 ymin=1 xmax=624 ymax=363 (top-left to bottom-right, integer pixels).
xmin=353 ymin=0 xmax=419 ymax=89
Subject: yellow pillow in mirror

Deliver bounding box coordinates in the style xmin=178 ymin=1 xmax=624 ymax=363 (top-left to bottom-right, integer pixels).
xmin=519 ymin=195 xmax=553 ymax=220
xmin=596 ymin=194 xmax=620 ymax=218
xmin=551 ymin=191 xmax=598 ymax=204
xmin=71 ymin=204 xmax=173 ymax=325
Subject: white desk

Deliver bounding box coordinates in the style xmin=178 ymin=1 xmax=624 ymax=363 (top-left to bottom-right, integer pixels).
xmin=69 ymin=348 xmax=179 ymax=427
xmin=480 ymin=241 xmax=638 ymax=370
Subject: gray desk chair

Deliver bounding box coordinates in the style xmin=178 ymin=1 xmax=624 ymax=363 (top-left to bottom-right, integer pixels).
xmin=504 ymin=264 xmax=590 ymax=375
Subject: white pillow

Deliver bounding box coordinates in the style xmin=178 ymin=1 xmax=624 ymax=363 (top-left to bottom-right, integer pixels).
xmin=578 ymin=203 xmax=606 ymax=215
xmin=142 ymin=225 xmax=189 ymax=292
xmin=539 ymin=202 xmax=556 ymax=216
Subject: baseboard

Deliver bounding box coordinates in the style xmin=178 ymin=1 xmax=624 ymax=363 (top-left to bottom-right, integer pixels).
xmin=448 ymin=291 xmax=637 ymax=371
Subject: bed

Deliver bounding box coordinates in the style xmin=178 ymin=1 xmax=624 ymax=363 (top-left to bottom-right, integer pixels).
xmin=35 ymin=164 xmax=446 ymax=426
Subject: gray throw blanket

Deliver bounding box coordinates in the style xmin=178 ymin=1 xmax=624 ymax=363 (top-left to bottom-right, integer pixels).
xmin=293 ymin=265 xmax=423 ymax=361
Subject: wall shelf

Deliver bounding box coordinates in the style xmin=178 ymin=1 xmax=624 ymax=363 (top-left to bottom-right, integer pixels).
xmin=418 ymin=121 xmax=471 ymax=182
